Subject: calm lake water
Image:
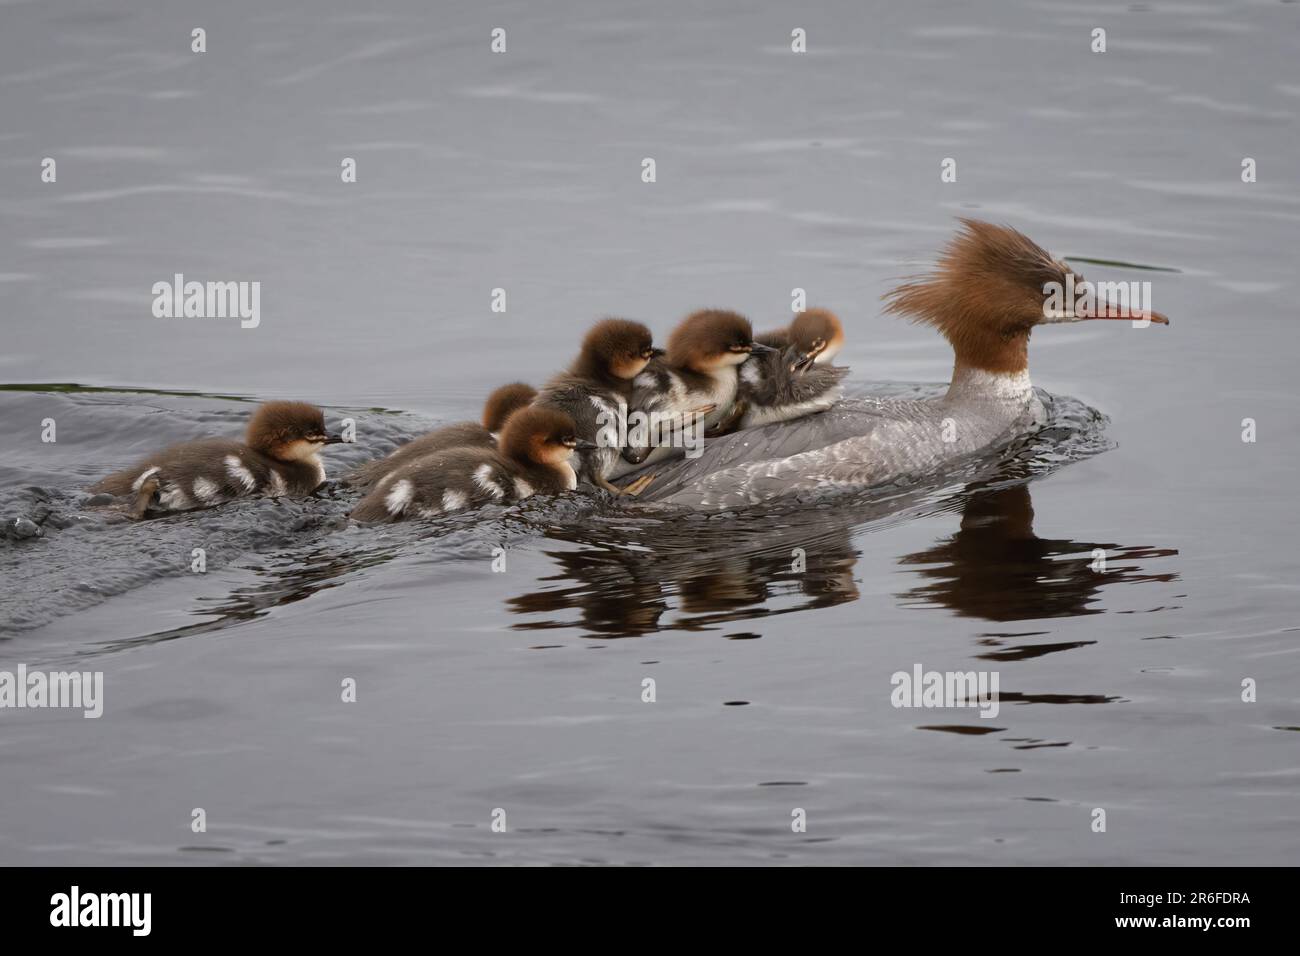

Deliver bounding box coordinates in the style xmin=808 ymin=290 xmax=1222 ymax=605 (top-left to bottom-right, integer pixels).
xmin=1 ymin=0 xmax=1297 ymax=865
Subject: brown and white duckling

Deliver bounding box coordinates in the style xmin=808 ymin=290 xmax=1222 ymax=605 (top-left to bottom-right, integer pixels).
xmin=754 ymin=307 xmax=846 ymax=366
xmin=614 ymin=309 xmax=774 ymax=472
xmin=349 ymin=406 xmax=594 ymax=523
xmin=730 ymin=308 xmax=849 ymax=429
xmin=90 ymin=401 xmax=344 ymax=518
xmin=534 ymin=318 xmax=663 ymax=496
xmin=346 ymin=382 xmax=536 ymax=489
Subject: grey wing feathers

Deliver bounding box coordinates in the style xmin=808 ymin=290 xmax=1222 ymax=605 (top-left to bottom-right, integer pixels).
xmin=635 ymin=400 xmax=884 ymax=503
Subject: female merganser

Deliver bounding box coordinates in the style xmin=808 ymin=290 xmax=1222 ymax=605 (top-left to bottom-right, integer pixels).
xmin=346 ymin=382 xmax=536 ymax=489
xmin=728 ymin=308 xmax=850 ymax=430
xmin=349 ymin=406 xmax=594 ymax=522
xmin=90 ymin=400 xmax=345 ymax=518
xmin=632 ymin=220 xmax=1169 ymax=509
xmin=614 ymin=308 xmax=774 ymax=474
xmin=534 ymin=318 xmax=663 ymax=496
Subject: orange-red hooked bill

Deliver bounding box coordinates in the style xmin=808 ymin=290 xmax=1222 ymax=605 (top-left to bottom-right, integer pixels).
xmin=1079 ymin=302 xmax=1171 ymax=325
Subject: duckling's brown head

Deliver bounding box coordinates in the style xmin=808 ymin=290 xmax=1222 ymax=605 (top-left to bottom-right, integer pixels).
xmin=481 ymin=382 xmax=537 ymax=433
xmin=667 ymin=309 xmax=770 ymax=374
xmin=246 ymin=401 xmax=342 ymax=462
xmin=884 ymin=219 xmax=1168 ymax=374
xmin=574 ymin=318 xmax=661 ymax=382
xmin=789 ymin=308 xmax=846 ymax=368
xmin=499 ymin=406 xmax=595 ymax=467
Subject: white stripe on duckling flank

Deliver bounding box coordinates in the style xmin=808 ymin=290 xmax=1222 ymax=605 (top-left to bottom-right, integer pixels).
xmin=192 ymin=477 xmax=220 ymax=503
xmin=157 ymin=484 xmax=190 ymax=510
xmin=224 ymin=455 xmax=257 ymax=492
xmin=473 ymin=464 xmax=504 ymax=499
xmin=384 ymin=479 xmax=414 ymax=516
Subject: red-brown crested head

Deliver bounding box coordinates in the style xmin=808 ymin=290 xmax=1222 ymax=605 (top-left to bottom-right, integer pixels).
xmin=884 ymin=219 xmax=1168 ymax=374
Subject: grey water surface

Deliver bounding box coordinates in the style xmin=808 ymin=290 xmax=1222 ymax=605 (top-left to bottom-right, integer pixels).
xmin=0 ymin=0 xmax=1297 ymax=865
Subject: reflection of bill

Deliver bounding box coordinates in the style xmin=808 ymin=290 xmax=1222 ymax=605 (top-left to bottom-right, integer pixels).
xmin=594 ymin=401 xmax=709 ymax=460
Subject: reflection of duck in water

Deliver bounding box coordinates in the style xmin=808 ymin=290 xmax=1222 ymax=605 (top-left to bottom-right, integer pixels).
xmin=897 ymin=482 xmax=1178 ymax=621
xmin=505 ymin=520 xmax=861 ymax=638
xmin=634 ymin=220 xmax=1169 ymax=509
xmin=93 ymin=474 xmax=1177 ymax=654
xmin=502 ymin=476 xmax=1176 ymax=640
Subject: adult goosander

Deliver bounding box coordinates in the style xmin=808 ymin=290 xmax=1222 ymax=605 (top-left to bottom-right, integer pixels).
xmin=347 ymin=382 xmax=536 ymax=489
xmin=728 ymin=308 xmax=850 ymax=431
xmin=90 ymin=400 xmax=345 ymax=518
xmin=535 ymin=318 xmax=663 ymax=496
xmin=349 ymin=406 xmax=593 ymax=522
xmin=633 ymin=220 xmax=1169 ymax=509
xmin=613 ymin=308 xmax=774 ymax=474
